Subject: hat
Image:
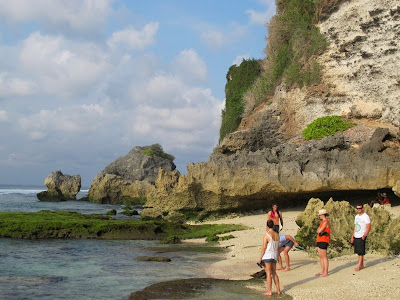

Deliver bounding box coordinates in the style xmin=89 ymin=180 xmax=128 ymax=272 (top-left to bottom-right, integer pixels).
xmin=318 ymin=209 xmax=328 ymax=216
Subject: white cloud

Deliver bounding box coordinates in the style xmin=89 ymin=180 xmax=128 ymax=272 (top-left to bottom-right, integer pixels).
xmin=246 ymin=1 xmax=276 ymax=25
xmin=0 ymin=110 xmax=7 ymax=122
xmin=19 ymin=102 xmax=114 ymax=140
xmin=200 ymin=24 xmax=248 ymax=50
xmin=0 ymin=72 xmax=37 ymax=97
xmin=0 ymin=0 xmax=113 ymax=37
xmin=107 ymin=22 xmax=159 ymax=51
xmin=19 ymin=32 xmax=111 ymax=97
xmin=171 ymin=49 xmax=207 ymax=83
xmin=232 ymin=54 xmax=250 ymax=66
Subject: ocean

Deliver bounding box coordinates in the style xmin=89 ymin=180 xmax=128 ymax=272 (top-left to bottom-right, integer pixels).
xmin=0 ymin=185 xmax=290 ymax=299
xmin=0 ymin=185 xmax=222 ymax=300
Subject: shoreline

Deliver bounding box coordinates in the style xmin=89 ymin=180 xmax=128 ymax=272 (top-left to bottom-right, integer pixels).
xmin=195 ymin=205 xmax=400 ymax=299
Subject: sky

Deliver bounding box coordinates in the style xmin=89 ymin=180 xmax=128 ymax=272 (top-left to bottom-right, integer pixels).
xmin=0 ymin=0 xmax=276 ymax=187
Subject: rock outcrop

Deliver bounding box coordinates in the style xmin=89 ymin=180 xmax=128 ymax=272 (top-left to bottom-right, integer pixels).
xmin=143 ymin=126 xmax=400 ymax=219
xmin=88 ymin=145 xmax=175 ymax=204
xmin=37 ymin=171 xmax=81 ymax=201
xmin=296 ymin=198 xmax=400 ymax=256
xmin=141 ymin=0 xmax=400 ymax=219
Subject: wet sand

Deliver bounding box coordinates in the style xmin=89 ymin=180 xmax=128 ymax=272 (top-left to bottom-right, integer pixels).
xmin=195 ymin=206 xmax=400 ymax=299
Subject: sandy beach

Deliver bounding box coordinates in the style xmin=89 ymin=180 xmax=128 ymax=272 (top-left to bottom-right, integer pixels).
xmin=194 ymin=205 xmax=400 ymax=299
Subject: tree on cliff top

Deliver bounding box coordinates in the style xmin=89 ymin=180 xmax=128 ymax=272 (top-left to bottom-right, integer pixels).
xmin=219 ymin=59 xmax=262 ymax=143
xmin=142 ymin=143 xmax=175 ymax=161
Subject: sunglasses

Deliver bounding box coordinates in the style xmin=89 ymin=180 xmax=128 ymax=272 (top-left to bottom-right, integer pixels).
xmin=356 ymin=207 xmax=363 ymax=210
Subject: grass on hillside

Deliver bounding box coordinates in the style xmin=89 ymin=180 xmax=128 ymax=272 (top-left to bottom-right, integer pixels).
xmin=302 ymin=116 xmax=356 ymax=140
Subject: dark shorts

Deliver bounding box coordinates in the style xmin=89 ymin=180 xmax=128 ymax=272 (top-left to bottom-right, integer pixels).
xmin=273 ymin=225 xmax=280 ymax=233
xmin=317 ymin=242 xmax=329 ymax=250
xmin=262 ymin=259 xmax=277 ymax=264
xmin=353 ymin=237 xmax=366 ymax=256
xmin=281 ymin=240 xmax=294 ymax=248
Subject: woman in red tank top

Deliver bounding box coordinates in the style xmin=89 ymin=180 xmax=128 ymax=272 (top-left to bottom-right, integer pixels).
xmin=316 ymin=209 xmax=330 ymax=277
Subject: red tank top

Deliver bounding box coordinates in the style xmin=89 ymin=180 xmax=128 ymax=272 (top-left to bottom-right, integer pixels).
xmin=317 ymin=219 xmax=330 ymax=243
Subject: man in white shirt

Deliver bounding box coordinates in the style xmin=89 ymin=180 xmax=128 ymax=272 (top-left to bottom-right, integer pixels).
xmin=350 ymin=204 xmax=371 ymax=271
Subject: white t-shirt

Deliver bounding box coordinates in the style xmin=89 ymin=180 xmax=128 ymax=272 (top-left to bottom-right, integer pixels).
xmin=354 ymin=213 xmax=371 ymax=238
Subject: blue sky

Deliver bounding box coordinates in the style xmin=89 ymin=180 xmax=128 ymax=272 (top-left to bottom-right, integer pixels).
xmin=0 ymin=0 xmax=276 ymax=187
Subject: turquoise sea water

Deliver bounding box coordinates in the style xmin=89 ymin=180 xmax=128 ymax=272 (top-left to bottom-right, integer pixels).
xmin=0 ymin=186 xmax=220 ymax=299
xmin=0 ymin=185 xmax=291 ymax=299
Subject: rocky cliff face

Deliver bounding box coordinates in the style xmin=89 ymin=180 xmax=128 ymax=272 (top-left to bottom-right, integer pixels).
xmin=37 ymin=170 xmax=81 ymax=201
xmin=88 ymin=145 xmax=175 ymax=204
xmin=141 ymin=0 xmax=400 ymax=219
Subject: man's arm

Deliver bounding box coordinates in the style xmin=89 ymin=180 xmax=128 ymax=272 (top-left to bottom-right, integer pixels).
xmin=351 ymin=227 xmax=356 ymax=243
xmin=363 ymin=223 xmax=371 ymax=240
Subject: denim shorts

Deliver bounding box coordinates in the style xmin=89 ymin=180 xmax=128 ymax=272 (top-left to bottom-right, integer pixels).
xmin=262 ymin=259 xmax=277 ymax=264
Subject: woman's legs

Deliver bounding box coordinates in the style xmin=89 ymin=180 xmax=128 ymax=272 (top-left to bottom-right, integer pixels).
xmin=262 ymin=263 xmax=273 ymax=296
xmin=271 ymin=263 xmax=281 ymax=294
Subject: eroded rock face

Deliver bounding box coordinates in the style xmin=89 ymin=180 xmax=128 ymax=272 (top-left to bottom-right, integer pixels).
xmin=143 ymin=127 xmax=400 ymax=219
xmin=88 ymin=145 xmax=175 ymax=204
xmin=296 ymin=198 xmax=399 ymax=256
xmin=37 ymin=171 xmax=81 ymax=201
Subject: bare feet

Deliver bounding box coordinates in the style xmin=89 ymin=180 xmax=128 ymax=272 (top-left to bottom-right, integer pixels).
xmin=276 ymin=267 xmax=283 ymax=271
xmin=319 ymin=273 xmax=328 ymax=277
xmin=315 ymin=272 xmax=321 ymax=277
xmin=283 ymin=268 xmax=290 ymax=272
xmin=355 ymin=265 xmax=364 ymax=271
xmin=262 ymin=291 xmax=272 ymax=296
xmin=277 ymin=290 xmax=282 ymax=295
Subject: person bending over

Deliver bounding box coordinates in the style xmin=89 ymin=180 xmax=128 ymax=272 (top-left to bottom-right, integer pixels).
xmin=277 ymin=234 xmax=300 ymax=271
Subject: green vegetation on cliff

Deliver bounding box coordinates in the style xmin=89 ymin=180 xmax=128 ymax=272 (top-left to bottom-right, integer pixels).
xmin=302 ymin=116 xmax=356 ymax=140
xmin=142 ymin=143 xmax=175 ymax=161
xmin=219 ymin=59 xmax=262 ymax=142
xmin=242 ymin=0 xmax=328 ymax=117
xmin=0 ymin=211 xmax=246 ymax=240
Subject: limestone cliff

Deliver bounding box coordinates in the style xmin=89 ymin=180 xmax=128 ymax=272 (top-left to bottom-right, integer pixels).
xmin=142 ymin=0 xmax=400 ymax=219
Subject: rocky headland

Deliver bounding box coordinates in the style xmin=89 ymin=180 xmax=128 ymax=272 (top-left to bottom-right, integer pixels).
xmin=141 ymin=0 xmax=400 ymax=219
xmin=81 ymin=0 xmax=400 ymax=219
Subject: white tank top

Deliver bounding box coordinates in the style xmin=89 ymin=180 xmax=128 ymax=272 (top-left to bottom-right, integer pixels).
xmin=262 ymin=231 xmax=279 ymax=261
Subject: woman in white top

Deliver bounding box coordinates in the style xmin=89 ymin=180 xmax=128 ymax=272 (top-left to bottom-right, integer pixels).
xmin=257 ymin=219 xmax=281 ymax=296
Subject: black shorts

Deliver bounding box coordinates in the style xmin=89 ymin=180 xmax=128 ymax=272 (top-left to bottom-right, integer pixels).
xmin=273 ymin=225 xmax=280 ymax=233
xmin=353 ymin=237 xmax=366 ymax=256
xmin=317 ymin=242 xmax=329 ymax=250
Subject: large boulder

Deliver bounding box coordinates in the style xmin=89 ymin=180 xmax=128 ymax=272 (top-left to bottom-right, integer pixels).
xmin=88 ymin=144 xmax=175 ymax=204
xmin=37 ymin=171 xmax=81 ymax=201
xmin=295 ymin=198 xmax=398 ymax=257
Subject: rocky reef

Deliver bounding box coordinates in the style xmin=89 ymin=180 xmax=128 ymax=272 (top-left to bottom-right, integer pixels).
xmin=37 ymin=170 xmax=81 ymax=201
xmin=140 ymin=0 xmax=400 ymax=219
xmin=296 ymin=198 xmax=400 ymax=256
xmin=88 ymin=144 xmax=175 ymax=204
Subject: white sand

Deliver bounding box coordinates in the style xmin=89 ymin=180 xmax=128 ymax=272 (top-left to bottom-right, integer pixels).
xmin=193 ymin=206 xmax=400 ymax=299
